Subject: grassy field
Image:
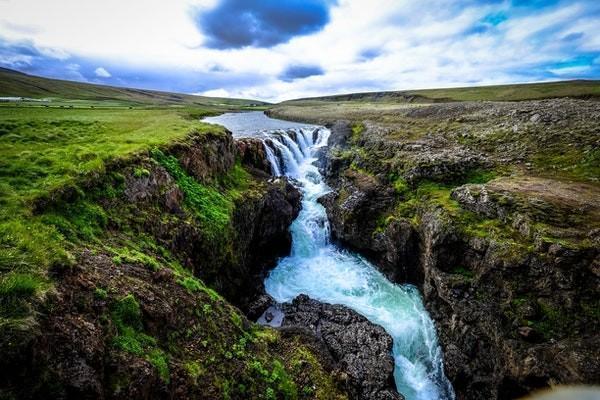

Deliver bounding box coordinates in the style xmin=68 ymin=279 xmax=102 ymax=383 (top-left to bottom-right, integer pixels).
xmin=282 ymin=79 xmax=600 ymax=104
xmin=0 ymin=105 xmax=222 ymax=207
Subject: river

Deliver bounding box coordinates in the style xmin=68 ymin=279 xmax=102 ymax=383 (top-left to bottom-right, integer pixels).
xmin=203 ymin=111 xmax=455 ymax=400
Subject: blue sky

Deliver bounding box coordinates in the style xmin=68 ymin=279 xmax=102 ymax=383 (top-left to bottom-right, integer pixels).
xmin=0 ymin=0 xmax=599 ymax=101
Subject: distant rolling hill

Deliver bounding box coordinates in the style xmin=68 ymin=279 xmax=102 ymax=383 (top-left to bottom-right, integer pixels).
xmin=0 ymin=67 xmax=269 ymax=107
xmin=282 ymin=80 xmax=600 ymax=104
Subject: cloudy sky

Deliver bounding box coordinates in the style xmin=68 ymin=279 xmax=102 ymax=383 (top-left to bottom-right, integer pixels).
xmin=1 ymin=0 xmax=599 ymax=102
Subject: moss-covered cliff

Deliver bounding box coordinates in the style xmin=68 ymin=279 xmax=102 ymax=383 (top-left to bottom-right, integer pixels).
xmin=0 ymin=129 xmax=353 ymax=400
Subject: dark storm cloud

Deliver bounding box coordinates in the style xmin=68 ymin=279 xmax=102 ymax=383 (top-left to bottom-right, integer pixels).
xmin=196 ymin=0 xmax=335 ymax=49
xmin=278 ymin=64 xmax=324 ymax=82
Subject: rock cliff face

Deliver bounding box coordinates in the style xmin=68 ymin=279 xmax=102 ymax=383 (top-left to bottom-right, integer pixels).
xmin=282 ymin=295 xmax=402 ymax=400
xmin=308 ymin=100 xmax=600 ymax=400
xmin=0 ymin=130 xmax=355 ymax=400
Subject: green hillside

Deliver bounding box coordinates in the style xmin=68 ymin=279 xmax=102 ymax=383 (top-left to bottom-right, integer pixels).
xmin=0 ymin=67 xmax=268 ymax=107
xmin=282 ymin=80 xmax=600 ymax=104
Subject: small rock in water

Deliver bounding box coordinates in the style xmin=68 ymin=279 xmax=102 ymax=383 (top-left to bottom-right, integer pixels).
xmin=265 ymin=311 xmax=274 ymax=322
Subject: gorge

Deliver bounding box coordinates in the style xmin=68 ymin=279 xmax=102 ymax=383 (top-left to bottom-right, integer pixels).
xmin=1 ymin=68 xmax=598 ymax=400
xmin=205 ymin=112 xmax=455 ymax=400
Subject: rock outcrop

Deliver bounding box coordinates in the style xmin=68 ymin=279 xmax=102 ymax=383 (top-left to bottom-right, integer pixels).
xmin=304 ymin=100 xmax=600 ymax=399
xmin=282 ymin=295 xmax=403 ymax=400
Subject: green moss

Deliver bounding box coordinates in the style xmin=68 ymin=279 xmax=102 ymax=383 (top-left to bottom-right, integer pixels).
xmin=533 ymin=147 xmax=600 ymax=182
xmin=42 ymin=201 xmax=107 ymax=241
xmin=0 ymin=219 xmax=73 ymax=274
xmin=202 ymin=304 xmax=213 ymax=315
xmin=415 ymin=181 xmax=461 ymax=212
xmin=146 ymin=349 xmax=170 ymax=383
xmin=530 ymin=300 xmax=572 ymax=340
xmin=112 ymin=294 xmax=143 ymax=330
xmin=113 ymin=326 xmax=156 ymax=355
xmin=133 ymin=167 xmax=150 ymax=178
xmin=287 ymin=345 xmax=346 ymax=400
xmin=184 ymin=360 xmax=205 ymax=380
xmin=451 ymin=266 xmax=474 ymax=279
xmin=231 ymin=312 xmax=243 ymax=330
xmin=108 ymin=246 xmax=160 ymax=271
xmin=110 ymin=294 xmax=171 ymax=380
xmin=94 ymin=287 xmax=108 ymax=300
xmin=392 ymin=177 xmax=409 ymax=195
xmin=251 ymin=327 xmax=279 ymax=344
xmin=350 ymin=123 xmax=365 ymax=143
xmin=179 ymin=276 xmax=204 ymax=292
xmin=463 ymin=168 xmax=497 ymax=184
xmin=270 ymin=360 xmax=297 ymax=400
xmin=151 ymin=149 xmax=251 ymax=241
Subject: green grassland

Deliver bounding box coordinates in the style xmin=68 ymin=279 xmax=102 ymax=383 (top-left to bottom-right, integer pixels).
xmin=0 ymin=105 xmax=221 ymax=207
xmin=282 ymin=79 xmax=600 ymax=105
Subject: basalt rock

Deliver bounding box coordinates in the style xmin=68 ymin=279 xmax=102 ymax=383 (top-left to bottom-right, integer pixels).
xmin=236 ymin=137 xmax=271 ymax=175
xmin=321 ymin=165 xmax=600 ymax=399
xmin=168 ymin=131 xmax=236 ymax=184
xmin=282 ymin=295 xmax=403 ymax=400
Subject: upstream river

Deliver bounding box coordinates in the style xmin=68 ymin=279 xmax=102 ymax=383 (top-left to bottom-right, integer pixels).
xmin=203 ymin=112 xmax=455 ymax=400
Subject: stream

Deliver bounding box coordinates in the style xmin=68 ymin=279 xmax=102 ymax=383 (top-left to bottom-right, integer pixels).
xmin=203 ymin=112 xmax=455 ymax=400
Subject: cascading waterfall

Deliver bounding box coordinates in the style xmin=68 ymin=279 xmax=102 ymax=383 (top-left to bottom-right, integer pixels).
xmin=280 ymin=132 xmax=305 ymax=163
xmin=203 ymin=112 xmax=455 ymax=400
xmin=268 ymin=137 xmax=300 ymax=176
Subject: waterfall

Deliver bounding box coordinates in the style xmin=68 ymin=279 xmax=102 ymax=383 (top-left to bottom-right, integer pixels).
xmin=263 ymin=142 xmax=281 ymax=176
xmin=280 ymin=132 xmax=305 ymax=163
xmin=295 ymin=129 xmax=310 ymax=157
xmin=269 ymin=136 xmax=300 ymax=176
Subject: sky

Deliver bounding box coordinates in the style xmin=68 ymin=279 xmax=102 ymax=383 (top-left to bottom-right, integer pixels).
xmin=0 ymin=0 xmax=599 ymax=102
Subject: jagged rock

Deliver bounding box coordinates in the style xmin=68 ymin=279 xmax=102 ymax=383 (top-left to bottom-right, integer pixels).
xmin=0 ymin=131 xmax=338 ymax=400
xmin=119 ymin=143 xmax=302 ymax=313
xmin=451 ymin=184 xmax=512 ymax=220
xmin=246 ymin=294 xmax=274 ymax=321
xmin=236 ymin=137 xmax=271 ymax=174
xmin=282 ymin=295 xmax=403 ymax=400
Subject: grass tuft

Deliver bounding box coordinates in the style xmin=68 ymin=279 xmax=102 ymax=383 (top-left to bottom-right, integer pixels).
xmin=0 ymin=273 xmax=44 ymax=318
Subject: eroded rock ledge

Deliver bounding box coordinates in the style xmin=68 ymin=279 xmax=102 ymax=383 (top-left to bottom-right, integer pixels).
xmin=281 ymin=295 xmax=403 ymax=400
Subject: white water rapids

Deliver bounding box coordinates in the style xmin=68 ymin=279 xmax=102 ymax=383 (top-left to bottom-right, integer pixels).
xmin=203 ymin=112 xmax=455 ymax=400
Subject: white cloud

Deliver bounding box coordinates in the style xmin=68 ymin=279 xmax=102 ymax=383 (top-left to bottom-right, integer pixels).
xmin=548 ymin=65 xmax=591 ymax=76
xmin=94 ymin=67 xmax=111 ymax=78
xmin=199 ymin=88 xmax=229 ymax=97
xmin=0 ymin=0 xmax=597 ymax=102
xmin=66 ymin=63 xmax=87 ymax=81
